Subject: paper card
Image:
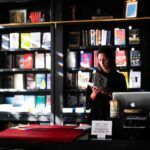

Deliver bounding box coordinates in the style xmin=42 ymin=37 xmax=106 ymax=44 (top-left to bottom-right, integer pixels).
xmin=91 ymin=120 xmax=112 ymax=138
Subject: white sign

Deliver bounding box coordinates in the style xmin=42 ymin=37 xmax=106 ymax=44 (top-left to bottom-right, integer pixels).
xmin=91 ymin=120 xmax=112 ymax=139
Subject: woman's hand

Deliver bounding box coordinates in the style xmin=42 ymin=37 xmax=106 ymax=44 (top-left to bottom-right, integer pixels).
xmin=90 ymin=86 xmax=112 ymax=100
xmin=90 ymin=86 xmax=101 ymax=101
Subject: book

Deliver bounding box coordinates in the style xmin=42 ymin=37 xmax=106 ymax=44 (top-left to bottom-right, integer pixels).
xmin=46 ymin=95 xmax=51 ymax=112
xmin=5 ymin=96 xmax=14 ymax=105
xmin=79 ymin=93 xmax=86 ymax=107
xmin=16 ymin=54 xmax=33 ymax=69
xmin=67 ymin=94 xmax=78 ymax=107
xmin=67 ymin=51 xmax=77 ymax=68
xmin=46 ymin=53 xmax=51 ymax=69
xmin=78 ymin=71 xmax=90 ymax=90
xmin=67 ymin=72 xmax=77 ymax=88
xmin=119 ymin=71 xmax=129 ymax=88
xmin=130 ymin=49 xmax=141 ymax=67
xmin=47 ymin=73 xmax=51 ymax=89
xmin=14 ymin=74 xmax=24 ymax=90
xmin=93 ymin=50 xmax=98 ymax=67
xmin=101 ymin=29 xmax=107 ymax=46
xmin=41 ymin=32 xmax=51 ymax=50
xmin=24 ymin=95 xmax=35 ymax=110
xmin=4 ymin=75 xmax=14 ymax=88
xmin=93 ymin=71 xmax=108 ymax=89
xmin=10 ymin=33 xmax=19 ymax=50
xmin=16 ymin=55 xmax=24 ymax=69
xmin=23 ymin=53 xmax=33 ymax=69
xmin=129 ymin=29 xmax=140 ymax=45
xmin=35 ymin=95 xmax=46 ymax=110
xmin=31 ymin=32 xmax=41 ymax=49
xmin=115 ymin=49 xmax=127 ymax=67
xmin=9 ymin=9 xmax=26 ymax=23
xmin=13 ymin=95 xmax=25 ymax=107
xmin=114 ymin=28 xmax=126 ymax=45
xmin=80 ymin=52 xmax=92 ymax=68
xmin=35 ymin=53 xmax=45 ymax=69
xmin=90 ymin=29 xmax=96 ymax=46
xmin=26 ymin=74 xmax=36 ymax=90
xmin=68 ymin=32 xmax=80 ymax=48
xmin=21 ymin=33 xmax=31 ymax=50
xmin=1 ymin=34 xmax=10 ymax=50
xmin=95 ymin=29 xmax=101 ymax=46
xmin=129 ymin=70 xmax=141 ymax=88
xmin=5 ymin=55 xmax=14 ymax=69
xmin=36 ymin=74 xmax=46 ymax=89
xmin=106 ymin=30 xmax=111 ymax=45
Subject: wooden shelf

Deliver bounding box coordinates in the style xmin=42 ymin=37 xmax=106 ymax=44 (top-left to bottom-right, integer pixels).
xmin=0 ymin=17 xmax=150 ymax=29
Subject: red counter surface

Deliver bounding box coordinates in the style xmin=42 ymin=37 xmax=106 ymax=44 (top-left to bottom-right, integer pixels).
xmin=0 ymin=124 xmax=87 ymax=143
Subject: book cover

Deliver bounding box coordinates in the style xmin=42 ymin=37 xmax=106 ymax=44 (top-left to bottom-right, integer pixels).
xmin=1 ymin=34 xmax=10 ymax=50
xmin=93 ymin=71 xmax=108 ymax=89
xmin=95 ymin=29 xmax=101 ymax=46
xmin=23 ymin=53 xmax=33 ymax=69
xmin=67 ymin=51 xmax=77 ymax=68
xmin=31 ymin=32 xmax=41 ymax=49
xmin=67 ymin=72 xmax=77 ymax=88
xmin=21 ymin=33 xmax=31 ymax=50
xmin=80 ymin=52 xmax=92 ymax=68
xmin=130 ymin=49 xmax=141 ymax=67
xmin=67 ymin=93 xmax=78 ymax=107
xmin=14 ymin=95 xmax=25 ymax=107
xmin=101 ymin=29 xmax=107 ymax=46
xmin=46 ymin=95 xmax=51 ymax=112
xmin=106 ymin=30 xmax=111 ymax=45
xmin=46 ymin=53 xmax=51 ymax=69
xmin=16 ymin=54 xmax=33 ymax=69
xmin=26 ymin=74 xmax=36 ymax=90
xmin=5 ymin=55 xmax=14 ymax=69
xmin=36 ymin=74 xmax=46 ymax=89
xmin=10 ymin=33 xmax=19 ymax=50
xmin=35 ymin=95 xmax=46 ymax=109
xmin=78 ymin=71 xmax=90 ymax=90
xmin=16 ymin=55 xmax=24 ymax=69
xmin=115 ymin=49 xmax=127 ymax=67
xmin=79 ymin=93 xmax=86 ymax=107
xmin=90 ymin=29 xmax=96 ymax=46
xmin=119 ymin=71 xmax=129 ymax=88
xmin=4 ymin=75 xmax=14 ymax=88
xmin=47 ymin=73 xmax=51 ymax=89
xmin=114 ymin=28 xmax=126 ymax=45
xmin=5 ymin=96 xmax=15 ymax=105
xmin=41 ymin=32 xmax=51 ymax=50
xmin=93 ymin=50 xmax=98 ymax=68
xmin=129 ymin=70 xmax=141 ymax=88
xmin=24 ymin=95 xmax=35 ymax=110
xmin=14 ymin=74 xmax=24 ymax=90
xmin=35 ymin=53 xmax=45 ymax=69
xmin=129 ymin=29 xmax=140 ymax=45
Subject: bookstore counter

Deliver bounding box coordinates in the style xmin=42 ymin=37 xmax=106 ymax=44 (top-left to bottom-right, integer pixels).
xmin=0 ymin=124 xmax=150 ymax=149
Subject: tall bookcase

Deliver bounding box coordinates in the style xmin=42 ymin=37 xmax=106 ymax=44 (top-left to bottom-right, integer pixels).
xmin=0 ymin=0 xmax=55 ymax=127
xmin=62 ymin=0 xmax=150 ymax=125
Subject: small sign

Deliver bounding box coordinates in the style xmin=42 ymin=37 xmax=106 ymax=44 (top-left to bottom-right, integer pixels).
xmin=91 ymin=120 xmax=112 ymax=139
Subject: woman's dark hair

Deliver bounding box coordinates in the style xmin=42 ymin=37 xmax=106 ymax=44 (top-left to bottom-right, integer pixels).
xmin=97 ymin=46 xmax=115 ymax=69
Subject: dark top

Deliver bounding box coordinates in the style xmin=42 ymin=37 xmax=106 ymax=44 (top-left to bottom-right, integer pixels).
xmin=87 ymin=69 xmax=127 ymax=124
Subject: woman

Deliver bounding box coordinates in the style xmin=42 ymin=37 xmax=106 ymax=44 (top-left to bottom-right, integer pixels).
xmin=87 ymin=47 xmax=127 ymax=124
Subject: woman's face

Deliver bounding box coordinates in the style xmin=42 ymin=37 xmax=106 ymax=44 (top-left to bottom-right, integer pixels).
xmin=97 ymin=53 xmax=110 ymax=71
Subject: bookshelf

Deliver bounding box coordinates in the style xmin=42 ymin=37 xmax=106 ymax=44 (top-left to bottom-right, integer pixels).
xmin=62 ymin=5 xmax=150 ymax=124
xmin=0 ymin=0 xmax=53 ymax=126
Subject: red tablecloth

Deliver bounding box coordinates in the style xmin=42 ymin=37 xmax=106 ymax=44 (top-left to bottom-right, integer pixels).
xmin=0 ymin=125 xmax=86 ymax=142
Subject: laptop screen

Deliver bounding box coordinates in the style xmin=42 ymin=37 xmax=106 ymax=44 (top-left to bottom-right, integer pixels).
xmin=112 ymin=92 xmax=150 ymax=116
